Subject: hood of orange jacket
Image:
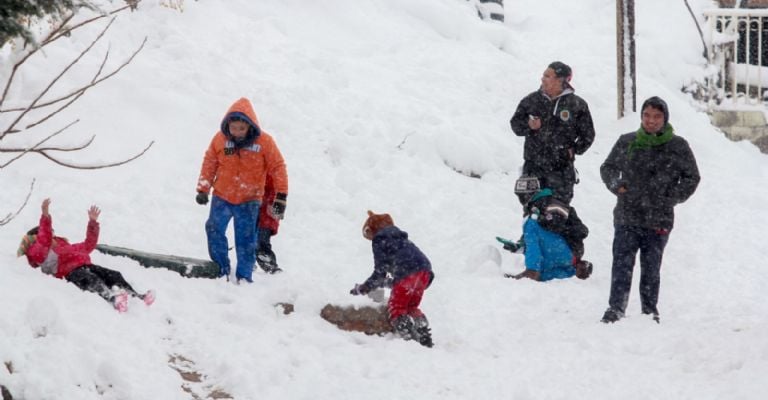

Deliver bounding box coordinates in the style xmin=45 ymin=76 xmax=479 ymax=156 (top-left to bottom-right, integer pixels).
xmin=221 ymin=97 xmax=261 ymax=146
xmin=197 ymin=98 xmax=289 ymax=205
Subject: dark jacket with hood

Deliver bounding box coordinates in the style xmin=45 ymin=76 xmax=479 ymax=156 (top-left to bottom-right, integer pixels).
xmin=510 ymin=87 xmax=595 ymax=176
xmin=600 ymin=100 xmax=700 ymax=230
xmin=360 ymin=226 xmax=433 ymax=293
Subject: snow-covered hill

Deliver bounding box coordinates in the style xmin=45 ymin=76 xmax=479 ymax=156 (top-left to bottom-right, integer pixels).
xmin=1 ymin=0 xmax=766 ymax=399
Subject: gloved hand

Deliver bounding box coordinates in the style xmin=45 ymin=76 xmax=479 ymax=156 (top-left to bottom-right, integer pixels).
xmin=271 ymin=192 xmax=287 ymax=219
xmin=349 ymin=283 xmax=368 ymax=296
xmin=196 ymin=192 xmax=209 ymax=205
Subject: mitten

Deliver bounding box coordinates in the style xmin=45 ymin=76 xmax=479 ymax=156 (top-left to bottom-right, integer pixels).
xmin=349 ymin=283 xmax=368 ymax=296
xmin=271 ymin=192 xmax=287 ymax=219
xmin=196 ymin=192 xmax=209 ymax=205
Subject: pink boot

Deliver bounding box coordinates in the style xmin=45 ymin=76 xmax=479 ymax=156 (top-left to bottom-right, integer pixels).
xmin=142 ymin=290 xmax=155 ymax=306
xmin=113 ymin=292 xmax=129 ymax=313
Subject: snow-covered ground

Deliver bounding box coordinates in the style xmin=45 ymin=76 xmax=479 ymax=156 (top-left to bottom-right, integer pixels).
xmin=1 ymin=0 xmax=766 ymax=399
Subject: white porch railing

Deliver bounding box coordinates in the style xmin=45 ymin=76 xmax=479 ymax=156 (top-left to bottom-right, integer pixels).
xmin=704 ymin=8 xmax=768 ymax=107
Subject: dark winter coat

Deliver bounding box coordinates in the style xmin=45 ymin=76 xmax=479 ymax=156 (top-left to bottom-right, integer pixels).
xmin=510 ymin=89 xmax=595 ymax=178
xmin=600 ymin=127 xmax=700 ymax=230
xmin=360 ymin=226 xmax=433 ymax=293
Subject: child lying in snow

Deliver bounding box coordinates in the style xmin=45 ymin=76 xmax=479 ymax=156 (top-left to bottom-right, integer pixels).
xmin=18 ymin=199 xmax=154 ymax=312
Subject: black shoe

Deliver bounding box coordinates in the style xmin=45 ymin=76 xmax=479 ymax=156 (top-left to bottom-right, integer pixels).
xmin=261 ymin=265 xmax=283 ymax=274
xmin=410 ymin=316 xmax=433 ymax=348
xmin=414 ymin=326 xmax=433 ymax=348
xmin=601 ymin=308 xmax=623 ymax=324
xmin=642 ymin=306 xmax=660 ymax=323
xmin=257 ymin=253 xmax=282 ymax=274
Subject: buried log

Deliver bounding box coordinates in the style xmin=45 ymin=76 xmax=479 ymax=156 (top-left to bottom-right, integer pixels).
xmin=320 ymin=304 xmax=393 ymax=335
xmin=96 ymin=244 xmax=219 ymax=278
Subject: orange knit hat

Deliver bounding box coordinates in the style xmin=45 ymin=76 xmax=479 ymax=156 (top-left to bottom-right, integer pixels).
xmin=362 ymin=210 xmax=394 ymax=240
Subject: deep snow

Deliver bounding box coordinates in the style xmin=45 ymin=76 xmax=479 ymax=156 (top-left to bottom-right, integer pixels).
xmin=1 ymin=0 xmax=767 ymax=399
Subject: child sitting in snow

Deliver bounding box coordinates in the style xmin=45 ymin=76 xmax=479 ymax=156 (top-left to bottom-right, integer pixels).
xmin=17 ymin=198 xmax=154 ymax=312
xmin=350 ymin=211 xmax=435 ymax=348
xmin=503 ymin=177 xmax=593 ymax=281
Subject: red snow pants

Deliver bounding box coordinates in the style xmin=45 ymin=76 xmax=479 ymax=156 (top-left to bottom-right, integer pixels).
xmin=388 ymin=270 xmax=431 ymax=321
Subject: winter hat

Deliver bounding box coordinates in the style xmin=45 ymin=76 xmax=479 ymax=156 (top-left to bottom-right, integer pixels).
xmin=548 ymin=61 xmax=572 ymax=81
xmin=641 ymin=96 xmax=669 ymax=125
xmin=221 ymin=112 xmax=261 ymax=145
xmin=17 ymin=233 xmax=36 ymax=257
xmin=362 ymin=210 xmax=394 ymax=240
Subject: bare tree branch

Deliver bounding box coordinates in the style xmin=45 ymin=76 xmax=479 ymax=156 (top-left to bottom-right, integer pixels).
xmin=0 ymin=120 xmax=79 ymax=168
xmin=7 ymin=37 xmax=147 ymax=122
xmin=0 ymin=3 xmax=139 ymax=112
xmin=1 ymin=18 xmax=116 ymax=138
xmin=0 ymin=13 xmax=76 ymax=110
xmin=37 ymin=140 xmax=154 ymax=170
xmin=0 ymin=1 xmax=153 ymax=179
xmin=0 ymin=179 xmax=35 ymax=226
xmin=44 ymin=4 xmax=137 ymax=47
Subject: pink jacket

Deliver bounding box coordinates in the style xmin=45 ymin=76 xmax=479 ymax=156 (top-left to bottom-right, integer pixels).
xmin=26 ymin=214 xmax=99 ymax=279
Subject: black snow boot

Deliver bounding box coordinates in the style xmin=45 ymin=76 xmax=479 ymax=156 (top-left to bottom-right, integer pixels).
xmin=412 ymin=316 xmax=434 ymax=348
xmin=392 ymin=315 xmax=415 ymax=341
xmin=642 ymin=305 xmax=660 ymax=324
xmin=601 ymin=308 xmax=624 ymax=324
xmin=257 ymin=252 xmax=282 ymax=274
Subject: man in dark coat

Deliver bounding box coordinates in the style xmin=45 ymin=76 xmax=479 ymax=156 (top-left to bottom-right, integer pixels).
xmin=600 ymin=96 xmax=700 ymax=324
xmin=510 ymin=61 xmax=595 ymax=204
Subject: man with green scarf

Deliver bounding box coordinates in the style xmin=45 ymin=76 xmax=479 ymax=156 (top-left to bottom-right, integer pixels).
xmin=599 ymin=96 xmax=700 ymax=324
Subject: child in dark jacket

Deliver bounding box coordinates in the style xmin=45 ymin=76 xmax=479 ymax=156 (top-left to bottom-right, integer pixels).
xmin=17 ymin=199 xmax=154 ymax=312
xmin=350 ymin=211 xmax=434 ymax=347
xmin=501 ymin=180 xmax=593 ymax=281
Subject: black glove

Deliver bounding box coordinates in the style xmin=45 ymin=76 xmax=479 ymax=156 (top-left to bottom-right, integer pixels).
xmin=196 ymin=192 xmax=209 ymax=205
xmin=350 ymin=283 xmax=369 ymax=296
xmin=270 ymin=192 xmax=287 ymax=219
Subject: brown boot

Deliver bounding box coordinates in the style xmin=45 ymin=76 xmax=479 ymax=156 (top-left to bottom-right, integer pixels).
xmin=511 ymin=269 xmax=540 ymax=281
xmin=575 ymin=260 xmax=593 ymax=280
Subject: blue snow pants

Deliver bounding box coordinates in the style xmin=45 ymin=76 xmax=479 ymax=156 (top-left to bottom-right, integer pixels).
xmin=608 ymin=225 xmax=670 ymax=314
xmin=205 ymin=195 xmax=261 ymax=282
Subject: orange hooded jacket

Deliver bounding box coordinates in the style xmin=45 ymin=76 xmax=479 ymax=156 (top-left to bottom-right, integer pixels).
xmin=197 ymin=98 xmax=288 ymax=204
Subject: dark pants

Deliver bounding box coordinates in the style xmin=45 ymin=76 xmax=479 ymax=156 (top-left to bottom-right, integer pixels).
xmin=65 ymin=264 xmax=139 ymax=302
xmin=256 ymin=227 xmax=278 ymax=270
xmin=608 ymin=225 xmax=670 ymax=314
xmin=522 ymin=161 xmax=576 ymax=204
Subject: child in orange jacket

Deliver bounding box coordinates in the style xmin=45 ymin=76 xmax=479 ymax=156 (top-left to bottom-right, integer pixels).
xmin=195 ymin=98 xmax=288 ymax=282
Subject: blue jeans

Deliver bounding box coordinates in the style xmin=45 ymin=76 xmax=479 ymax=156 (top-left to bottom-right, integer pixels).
xmin=205 ymin=196 xmax=261 ymax=282
xmin=608 ymin=225 xmax=670 ymax=314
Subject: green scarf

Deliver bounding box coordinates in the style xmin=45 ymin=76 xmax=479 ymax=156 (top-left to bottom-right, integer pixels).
xmin=627 ymin=123 xmax=674 ymax=158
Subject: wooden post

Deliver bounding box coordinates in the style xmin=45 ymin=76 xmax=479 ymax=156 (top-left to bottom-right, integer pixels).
xmin=617 ymin=0 xmax=637 ymax=118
